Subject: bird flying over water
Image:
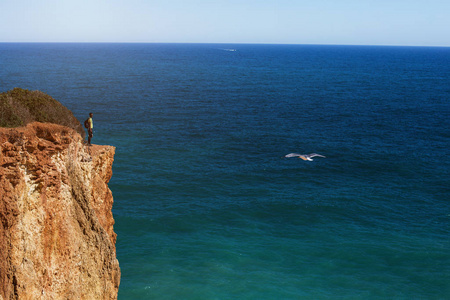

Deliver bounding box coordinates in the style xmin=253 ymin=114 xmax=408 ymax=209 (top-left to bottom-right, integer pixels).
xmin=284 ymin=153 xmax=326 ymax=161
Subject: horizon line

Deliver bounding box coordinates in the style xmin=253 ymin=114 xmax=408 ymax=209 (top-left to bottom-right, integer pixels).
xmin=0 ymin=41 xmax=449 ymax=48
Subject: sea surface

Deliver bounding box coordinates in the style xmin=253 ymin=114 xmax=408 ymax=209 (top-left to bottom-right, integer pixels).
xmin=1 ymin=43 xmax=449 ymax=299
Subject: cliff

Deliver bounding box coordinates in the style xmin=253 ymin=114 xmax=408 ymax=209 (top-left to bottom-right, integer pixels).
xmin=0 ymin=122 xmax=120 ymax=299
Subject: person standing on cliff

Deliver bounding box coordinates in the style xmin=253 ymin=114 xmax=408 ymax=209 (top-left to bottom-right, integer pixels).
xmin=87 ymin=113 xmax=93 ymax=145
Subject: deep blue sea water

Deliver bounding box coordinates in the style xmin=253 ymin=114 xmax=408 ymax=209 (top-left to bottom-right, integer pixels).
xmin=1 ymin=43 xmax=449 ymax=299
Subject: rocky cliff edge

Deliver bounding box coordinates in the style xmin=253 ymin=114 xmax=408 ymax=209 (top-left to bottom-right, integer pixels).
xmin=0 ymin=122 xmax=120 ymax=299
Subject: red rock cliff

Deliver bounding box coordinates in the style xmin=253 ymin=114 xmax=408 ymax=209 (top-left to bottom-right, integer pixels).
xmin=0 ymin=122 xmax=120 ymax=299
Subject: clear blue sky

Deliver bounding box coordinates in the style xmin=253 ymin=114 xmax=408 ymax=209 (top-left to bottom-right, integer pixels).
xmin=1 ymin=0 xmax=449 ymax=46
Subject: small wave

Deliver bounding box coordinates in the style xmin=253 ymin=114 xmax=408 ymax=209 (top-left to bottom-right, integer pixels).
xmin=221 ymin=48 xmax=237 ymax=52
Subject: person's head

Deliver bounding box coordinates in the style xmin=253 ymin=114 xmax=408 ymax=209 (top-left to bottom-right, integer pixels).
xmin=89 ymin=113 xmax=93 ymax=118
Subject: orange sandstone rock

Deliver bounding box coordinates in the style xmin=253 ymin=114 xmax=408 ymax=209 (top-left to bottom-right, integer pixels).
xmin=0 ymin=122 xmax=120 ymax=300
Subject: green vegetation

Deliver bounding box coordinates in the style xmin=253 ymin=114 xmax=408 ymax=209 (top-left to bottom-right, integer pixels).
xmin=0 ymin=88 xmax=84 ymax=137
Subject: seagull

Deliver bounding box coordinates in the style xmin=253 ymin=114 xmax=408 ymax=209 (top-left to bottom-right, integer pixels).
xmin=284 ymin=153 xmax=326 ymax=161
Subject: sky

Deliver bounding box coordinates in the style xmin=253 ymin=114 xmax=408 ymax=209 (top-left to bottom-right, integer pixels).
xmin=0 ymin=0 xmax=449 ymax=46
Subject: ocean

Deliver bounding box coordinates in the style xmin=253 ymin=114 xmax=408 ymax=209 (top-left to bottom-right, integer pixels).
xmin=0 ymin=43 xmax=449 ymax=299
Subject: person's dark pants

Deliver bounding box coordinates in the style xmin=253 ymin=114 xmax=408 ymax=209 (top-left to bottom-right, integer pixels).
xmin=88 ymin=128 xmax=93 ymax=144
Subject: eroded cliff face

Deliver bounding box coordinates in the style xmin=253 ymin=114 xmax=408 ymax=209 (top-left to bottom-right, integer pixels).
xmin=0 ymin=122 xmax=120 ymax=300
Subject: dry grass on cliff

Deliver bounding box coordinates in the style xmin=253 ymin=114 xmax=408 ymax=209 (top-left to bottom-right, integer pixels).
xmin=0 ymin=88 xmax=85 ymax=138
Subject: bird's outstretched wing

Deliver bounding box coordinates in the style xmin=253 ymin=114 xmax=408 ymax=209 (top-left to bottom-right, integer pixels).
xmin=285 ymin=153 xmax=301 ymax=158
xmin=308 ymin=153 xmax=326 ymax=158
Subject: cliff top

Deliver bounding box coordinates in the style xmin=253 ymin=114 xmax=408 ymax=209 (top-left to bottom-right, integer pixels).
xmin=0 ymin=88 xmax=84 ymax=138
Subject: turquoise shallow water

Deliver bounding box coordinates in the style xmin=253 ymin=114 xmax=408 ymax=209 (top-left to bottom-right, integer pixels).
xmin=1 ymin=43 xmax=449 ymax=299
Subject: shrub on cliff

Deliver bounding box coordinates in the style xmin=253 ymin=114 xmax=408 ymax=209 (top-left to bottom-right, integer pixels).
xmin=0 ymin=88 xmax=85 ymax=138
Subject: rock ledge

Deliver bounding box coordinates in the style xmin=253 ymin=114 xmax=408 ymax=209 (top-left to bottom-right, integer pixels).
xmin=0 ymin=122 xmax=120 ymax=300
